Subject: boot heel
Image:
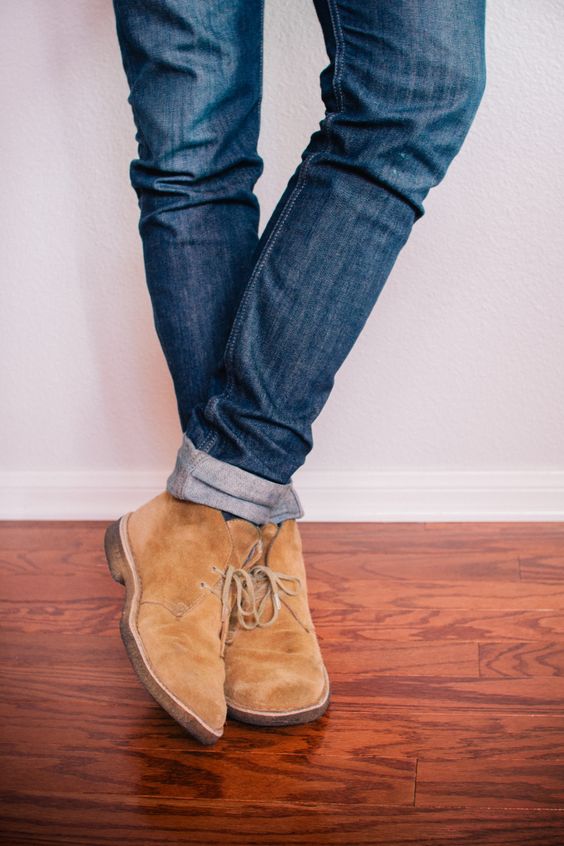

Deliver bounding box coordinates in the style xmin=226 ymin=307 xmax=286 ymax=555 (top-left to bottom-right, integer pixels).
xmin=104 ymin=519 xmax=126 ymax=585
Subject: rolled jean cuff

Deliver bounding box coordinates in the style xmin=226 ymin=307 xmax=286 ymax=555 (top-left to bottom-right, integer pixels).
xmin=166 ymin=434 xmax=304 ymax=524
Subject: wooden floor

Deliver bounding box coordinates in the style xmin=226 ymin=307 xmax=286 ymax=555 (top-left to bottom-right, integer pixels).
xmin=1 ymin=521 xmax=564 ymax=844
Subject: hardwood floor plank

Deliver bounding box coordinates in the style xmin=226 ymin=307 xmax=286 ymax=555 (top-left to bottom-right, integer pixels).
xmin=0 ymin=597 xmax=120 ymax=636
xmin=3 ymin=658 xmax=564 ymax=715
xmin=416 ymin=756 xmax=564 ymax=808
xmin=0 ymin=523 xmax=103 ymax=551
xmin=310 ymin=578 xmax=564 ymax=611
xmin=2 ymin=707 xmax=564 ymax=763
xmin=322 ymin=610 xmax=564 ymax=642
xmin=0 ymin=549 xmax=112 ymax=591
xmin=0 ymin=748 xmax=415 ymax=806
xmin=329 ymin=675 xmax=564 ymax=711
xmin=1 ymin=793 xmax=564 ymax=845
xmin=305 ymin=552 xmax=520 ymax=582
xmin=421 ymin=522 xmax=564 ymax=541
xmin=303 ymin=639 xmax=481 ymax=679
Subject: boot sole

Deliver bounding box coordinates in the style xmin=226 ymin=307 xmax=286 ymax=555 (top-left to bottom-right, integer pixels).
xmin=104 ymin=516 xmax=223 ymax=746
xmin=226 ymin=667 xmax=331 ymax=727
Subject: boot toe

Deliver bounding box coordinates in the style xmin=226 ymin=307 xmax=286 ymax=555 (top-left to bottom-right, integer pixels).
xmin=134 ymin=603 xmax=227 ymax=737
xmin=225 ymin=640 xmax=329 ymax=723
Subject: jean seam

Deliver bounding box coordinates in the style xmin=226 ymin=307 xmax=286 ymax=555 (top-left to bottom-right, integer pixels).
xmin=198 ymin=428 xmax=217 ymax=455
xmin=195 ymin=0 xmax=347 ymax=473
xmin=258 ymin=0 xmax=265 ymax=129
xmin=327 ymin=0 xmax=345 ymax=113
xmin=220 ymin=0 xmax=346 ymax=370
xmin=223 ymin=156 xmax=319 ymax=365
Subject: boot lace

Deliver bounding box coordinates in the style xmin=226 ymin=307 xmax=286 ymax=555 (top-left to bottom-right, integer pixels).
xmin=246 ymin=564 xmax=302 ymax=629
xmin=209 ymin=554 xmax=303 ymax=656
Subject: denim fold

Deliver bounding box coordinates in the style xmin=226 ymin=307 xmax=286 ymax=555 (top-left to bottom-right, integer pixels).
xmin=166 ymin=435 xmax=304 ymax=524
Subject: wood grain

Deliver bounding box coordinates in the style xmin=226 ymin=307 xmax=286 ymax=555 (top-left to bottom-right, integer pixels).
xmin=2 ymin=794 xmax=564 ymax=845
xmin=0 ymin=748 xmax=416 ymax=805
xmin=520 ymin=554 xmax=564 ymax=583
xmin=2 ymin=519 xmax=564 ymax=844
xmin=479 ymin=641 xmax=564 ymax=678
xmin=416 ymin=756 xmax=564 ymax=808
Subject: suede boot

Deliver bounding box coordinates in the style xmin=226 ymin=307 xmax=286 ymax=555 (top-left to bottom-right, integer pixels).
xmin=224 ymin=519 xmax=330 ymax=726
xmin=104 ymin=492 xmax=262 ymax=744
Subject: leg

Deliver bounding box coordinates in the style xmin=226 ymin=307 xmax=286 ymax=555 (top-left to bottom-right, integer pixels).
xmin=113 ymin=0 xmax=264 ymax=430
xmin=169 ymin=0 xmax=487 ymax=520
xmin=108 ymin=0 xmax=273 ymax=746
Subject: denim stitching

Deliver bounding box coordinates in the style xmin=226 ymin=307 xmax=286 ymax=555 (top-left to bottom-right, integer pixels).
xmin=258 ymin=0 xmax=265 ymax=127
xmin=193 ymin=428 xmax=217 ymax=461
xmin=222 ymin=0 xmax=346 ymax=368
xmin=327 ymin=0 xmax=345 ymax=114
xmin=223 ymin=155 xmax=318 ymax=364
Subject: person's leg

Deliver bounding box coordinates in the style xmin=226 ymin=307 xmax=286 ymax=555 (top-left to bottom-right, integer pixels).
xmin=168 ymin=0 xmax=486 ymax=522
xmin=112 ymin=0 xmax=264 ymax=430
xmin=109 ymin=0 xmax=272 ymax=745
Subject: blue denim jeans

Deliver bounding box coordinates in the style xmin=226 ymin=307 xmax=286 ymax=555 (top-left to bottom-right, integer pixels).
xmin=113 ymin=0 xmax=486 ymax=523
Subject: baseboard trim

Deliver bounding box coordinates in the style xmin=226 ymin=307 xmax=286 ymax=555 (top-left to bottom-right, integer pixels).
xmin=1 ymin=469 xmax=563 ymax=521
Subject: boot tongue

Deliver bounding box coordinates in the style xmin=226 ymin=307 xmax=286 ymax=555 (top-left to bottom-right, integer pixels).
xmin=225 ymin=519 xmax=262 ymax=568
xmin=260 ymin=522 xmax=278 ymax=551
xmin=248 ymin=522 xmax=280 ymax=611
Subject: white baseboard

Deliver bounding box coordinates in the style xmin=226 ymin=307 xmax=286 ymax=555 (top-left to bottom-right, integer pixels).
xmin=1 ymin=469 xmax=564 ymax=521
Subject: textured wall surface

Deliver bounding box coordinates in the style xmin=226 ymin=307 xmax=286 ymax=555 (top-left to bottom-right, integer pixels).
xmin=2 ymin=1 xmax=563 ymax=518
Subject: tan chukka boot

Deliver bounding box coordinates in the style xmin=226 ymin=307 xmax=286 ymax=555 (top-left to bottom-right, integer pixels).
xmin=224 ymin=519 xmax=330 ymax=726
xmin=104 ymin=492 xmax=262 ymax=744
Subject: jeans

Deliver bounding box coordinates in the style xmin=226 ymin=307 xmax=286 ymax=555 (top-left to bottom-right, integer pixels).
xmin=113 ymin=0 xmax=486 ymax=523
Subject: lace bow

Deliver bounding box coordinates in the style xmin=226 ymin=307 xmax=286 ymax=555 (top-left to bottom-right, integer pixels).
xmin=211 ymin=561 xmax=302 ymax=656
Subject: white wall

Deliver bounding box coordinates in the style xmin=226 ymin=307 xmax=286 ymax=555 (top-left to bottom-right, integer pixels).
xmin=2 ymin=1 xmax=563 ymax=520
